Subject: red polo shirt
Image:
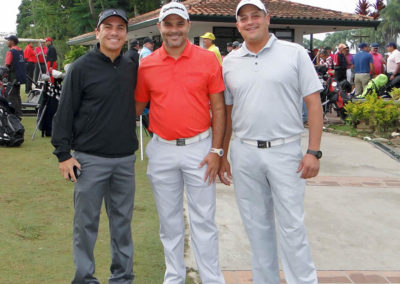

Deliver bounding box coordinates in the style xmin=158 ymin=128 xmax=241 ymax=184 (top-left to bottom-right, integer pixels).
xmin=35 ymin=46 xmax=48 ymax=63
xmin=135 ymin=40 xmax=225 ymax=140
xmin=24 ymin=44 xmax=37 ymax=63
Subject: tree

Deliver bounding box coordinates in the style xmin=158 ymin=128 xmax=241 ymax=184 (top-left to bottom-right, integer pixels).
xmin=378 ymin=0 xmax=400 ymax=43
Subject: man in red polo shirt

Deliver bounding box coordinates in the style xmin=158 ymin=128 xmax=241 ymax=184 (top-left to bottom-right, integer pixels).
xmin=24 ymin=41 xmax=37 ymax=93
xmin=135 ymin=2 xmax=226 ymax=283
xmin=34 ymin=43 xmax=48 ymax=82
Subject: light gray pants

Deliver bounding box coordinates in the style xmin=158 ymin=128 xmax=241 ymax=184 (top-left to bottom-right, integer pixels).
xmin=354 ymin=73 xmax=371 ymax=96
xmin=230 ymin=138 xmax=317 ymax=284
xmin=146 ymin=136 xmax=225 ymax=284
xmin=72 ymin=151 xmax=136 ymax=284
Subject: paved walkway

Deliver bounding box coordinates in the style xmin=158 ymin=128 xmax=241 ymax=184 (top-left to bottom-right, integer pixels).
xmin=185 ymin=130 xmax=400 ymax=284
xmin=222 ymin=270 xmax=400 ymax=283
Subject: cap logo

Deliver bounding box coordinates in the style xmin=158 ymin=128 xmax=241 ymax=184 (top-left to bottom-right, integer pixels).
xmin=162 ymin=6 xmax=185 ymax=13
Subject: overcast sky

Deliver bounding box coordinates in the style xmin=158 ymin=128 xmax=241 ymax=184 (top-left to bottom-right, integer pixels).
xmin=0 ymin=0 xmax=377 ymax=34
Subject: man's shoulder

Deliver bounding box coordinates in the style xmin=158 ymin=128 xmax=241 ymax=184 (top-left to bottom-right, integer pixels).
xmin=68 ymin=50 xmax=94 ymax=71
xmin=274 ymin=39 xmax=303 ymax=52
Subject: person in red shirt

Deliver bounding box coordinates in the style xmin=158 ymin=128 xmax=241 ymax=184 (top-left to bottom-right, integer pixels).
xmin=24 ymin=41 xmax=37 ymax=93
xmin=370 ymin=43 xmax=384 ymax=77
xmin=34 ymin=43 xmax=48 ymax=82
xmin=135 ymin=2 xmax=226 ymax=283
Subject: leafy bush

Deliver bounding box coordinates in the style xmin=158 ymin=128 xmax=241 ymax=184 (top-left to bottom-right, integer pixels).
xmin=345 ymin=91 xmax=400 ymax=132
xmin=390 ymin=87 xmax=400 ymax=100
xmin=63 ymin=45 xmax=88 ymax=67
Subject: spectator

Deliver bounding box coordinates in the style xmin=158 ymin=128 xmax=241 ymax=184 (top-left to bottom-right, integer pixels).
xmin=370 ymin=43 xmax=384 ymax=77
xmin=139 ymin=37 xmax=154 ymax=61
xmin=226 ymin=42 xmax=233 ymax=53
xmin=317 ymin=49 xmax=333 ymax=69
xmin=125 ymin=39 xmax=140 ymax=65
xmin=324 ymin=46 xmax=334 ymax=62
xmin=4 ymin=35 xmax=26 ymax=118
xmin=344 ymin=45 xmax=353 ymax=83
xmin=51 ymin=8 xmax=138 ymax=283
xmin=232 ymin=40 xmax=241 ymax=50
xmin=23 ymin=41 xmax=36 ymax=93
xmin=386 ymin=42 xmax=400 ymax=82
xmin=34 ymin=43 xmax=48 ymax=82
xmin=45 ymin=37 xmax=57 ymax=73
xmin=352 ymin=43 xmax=374 ymax=96
xmin=200 ymin=32 xmax=222 ymax=64
xmin=135 ymin=2 xmax=226 ymax=283
xmin=334 ymin=43 xmax=347 ymax=82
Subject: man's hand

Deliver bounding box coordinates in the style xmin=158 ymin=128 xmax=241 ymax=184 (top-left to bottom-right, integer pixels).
xmin=59 ymin=157 xmax=81 ymax=182
xmin=218 ymin=158 xmax=232 ymax=186
xmin=199 ymin=153 xmax=221 ymax=184
xmin=297 ymin=154 xmax=320 ymax=179
xmin=390 ymin=74 xmax=395 ymax=81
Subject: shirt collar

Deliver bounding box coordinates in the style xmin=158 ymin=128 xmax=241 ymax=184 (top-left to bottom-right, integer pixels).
xmin=94 ymin=43 xmax=122 ymax=63
xmin=236 ymin=33 xmax=277 ymax=57
xmin=159 ymin=39 xmax=192 ymax=61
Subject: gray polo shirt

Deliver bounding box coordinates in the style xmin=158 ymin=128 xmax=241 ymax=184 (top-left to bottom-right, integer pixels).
xmin=223 ymin=34 xmax=322 ymax=141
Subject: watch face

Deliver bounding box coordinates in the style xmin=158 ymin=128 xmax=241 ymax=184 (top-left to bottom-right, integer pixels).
xmin=316 ymin=151 xmax=322 ymax=159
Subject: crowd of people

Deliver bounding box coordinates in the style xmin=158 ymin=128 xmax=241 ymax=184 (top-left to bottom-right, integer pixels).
xmin=3 ymin=35 xmax=57 ymax=118
xmin=313 ymin=41 xmax=400 ymax=96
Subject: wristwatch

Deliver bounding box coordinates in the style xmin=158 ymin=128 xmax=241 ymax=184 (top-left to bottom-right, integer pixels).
xmin=210 ymin=148 xmax=224 ymax=157
xmin=307 ymin=149 xmax=322 ymax=159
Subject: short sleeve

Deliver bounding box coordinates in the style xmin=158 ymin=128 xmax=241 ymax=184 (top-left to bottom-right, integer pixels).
xmin=222 ymin=67 xmax=233 ymax=105
xmin=135 ymin=65 xmax=150 ymax=103
xmin=395 ymin=51 xmax=400 ymax=64
xmin=297 ymin=47 xmax=323 ymax=97
xmin=207 ymin=55 xmax=225 ymax=95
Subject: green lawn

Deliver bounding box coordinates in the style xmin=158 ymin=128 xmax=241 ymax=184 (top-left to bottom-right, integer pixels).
xmin=0 ymin=117 xmax=194 ymax=283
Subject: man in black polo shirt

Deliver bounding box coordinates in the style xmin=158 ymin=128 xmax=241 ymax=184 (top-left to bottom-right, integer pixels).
xmin=51 ymin=8 xmax=138 ymax=283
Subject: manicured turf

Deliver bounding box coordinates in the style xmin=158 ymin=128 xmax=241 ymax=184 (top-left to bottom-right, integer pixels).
xmin=0 ymin=116 xmax=192 ymax=283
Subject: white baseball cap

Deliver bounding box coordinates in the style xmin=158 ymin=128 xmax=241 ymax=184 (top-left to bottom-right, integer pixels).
xmin=236 ymin=0 xmax=267 ymax=19
xmin=159 ymin=2 xmax=190 ymax=22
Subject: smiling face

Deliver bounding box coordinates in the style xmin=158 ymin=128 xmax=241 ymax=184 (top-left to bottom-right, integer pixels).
xmin=96 ymin=16 xmax=127 ymax=59
xmin=158 ymin=14 xmax=191 ymax=50
xmin=236 ymin=4 xmax=269 ymax=46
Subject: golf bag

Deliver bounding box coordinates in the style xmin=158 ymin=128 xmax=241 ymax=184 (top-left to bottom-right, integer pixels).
xmin=36 ymin=78 xmax=61 ymax=137
xmin=0 ymin=96 xmax=24 ymax=147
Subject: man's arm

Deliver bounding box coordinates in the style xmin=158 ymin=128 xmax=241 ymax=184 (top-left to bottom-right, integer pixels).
xmin=218 ymin=104 xmax=233 ymax=185
xmin=5 ymin=50 xmax=12 ymax=67
xmin=370 ymin=63 xmax=375 ymax=76
xmin=297 ymin=92 xmax=323 ymax=179
xmin=135 ymin=101 xmax=148 ymax=117
xmin=390 ymin=62 xmax=400 ymax=81
xmin=51 ymin=63 xmax=82 ymax=182
xmin=199 ymin=92 xmax=226 ymax=184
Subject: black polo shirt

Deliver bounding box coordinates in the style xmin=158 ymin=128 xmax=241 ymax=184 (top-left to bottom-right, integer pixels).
xmin=52 ymin=44 xmax=138 ymax=162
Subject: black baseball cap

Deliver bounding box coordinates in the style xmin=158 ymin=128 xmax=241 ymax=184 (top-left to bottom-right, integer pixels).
xmin=5 ymin=35 xmax=19 ymax=45
xmin=130 ymin=39 xmax=139 ymax=47
xmin=97 ymin=8 xmax=128 ymax=29
xmin=227 ymin=42 xmax=233 ymax=47
xmin=143 ymin=37 xmax=154 ymax=44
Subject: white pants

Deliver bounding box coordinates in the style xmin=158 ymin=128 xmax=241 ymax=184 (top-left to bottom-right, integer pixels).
xmin=146 ymin=135 xmax=225 ymax=284
xmin=230 ymin=137 xmax=317 ymax=284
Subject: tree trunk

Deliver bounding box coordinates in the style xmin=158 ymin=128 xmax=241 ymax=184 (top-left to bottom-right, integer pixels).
xmin=88 ymin=0 xmax=95 ymax=18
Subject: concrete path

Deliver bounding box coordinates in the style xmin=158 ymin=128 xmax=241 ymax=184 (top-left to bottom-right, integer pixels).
xmin=185 ymin=130 xmax=400 ymax=283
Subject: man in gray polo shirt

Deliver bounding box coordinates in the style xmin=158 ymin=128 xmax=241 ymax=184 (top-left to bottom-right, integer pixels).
xmin=220 ymin=0 xmax=323 ymax=283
